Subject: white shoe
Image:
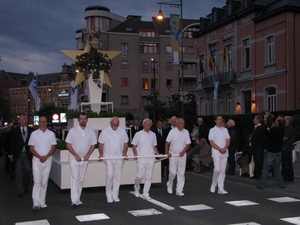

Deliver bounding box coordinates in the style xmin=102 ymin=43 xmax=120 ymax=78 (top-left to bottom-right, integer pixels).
xmin=77 ymin=200 xmax=83 ymax=205
xmin=210 ymin=186 xmax=216 ymax=193
xmin=176 ymin=191 xmax=185 ymax=197
xmin=107 ymin=197 xmax=113 ymax=203
xmin=143 ymin=195 xmax=152 ymax=200
xmin=134 ymin=189 xmax=140 ymax=198
xmin=113 ymin=197 xmax=120 ymax=202
xmin=218 ymin=189 xmax=228 ymax=195
xmin=166 ymin=182 xmax=173 ymax=194
xmin=40 ymin=204 xmax=47 ymax=209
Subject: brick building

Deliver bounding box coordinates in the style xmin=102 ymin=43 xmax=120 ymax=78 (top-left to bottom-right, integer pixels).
xmin=194 ymin=0 xmax=300 ymax=115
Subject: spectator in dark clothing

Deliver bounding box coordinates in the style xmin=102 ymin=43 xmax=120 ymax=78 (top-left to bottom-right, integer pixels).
xmin=281 ymin=116 xmax=294 ymax=182
xmin=226 ymin=119 xmax=239 ymax=175
xmin=257 ymin=116 xmax=285 ymax=189
xmin=250 ymin=114 xmax=266 ymax=179
xmin=197 ymin=117 xmax=207 ymax=141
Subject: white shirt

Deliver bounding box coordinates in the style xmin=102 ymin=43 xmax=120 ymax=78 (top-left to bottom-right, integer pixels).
xmin=208 ymin=126 xmax=230 ymax=158
xmin=131 ymin=130 xmax=157 ymax=163
xmin=98 ymin=126 xmax=128 ymax=163
xmin=66 ymin=126 xmax=97 ymax=164
xmin=166 ymin=127 xmax=191 ymax=159
xmin=28 ymin=129 xmax=56 ymax=160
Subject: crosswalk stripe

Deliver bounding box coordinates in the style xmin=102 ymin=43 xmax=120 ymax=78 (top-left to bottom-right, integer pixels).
xmin=129 ymin=191 xmax=175 ymax=210
xmin=268 ymin=197 xmax=300 ymax=203
xmin=179 ymin=204 xmax=213 ymax=211
xmin=128 ymin=208 xmax=162 ymax=217
xmin=225 ymin=200 xmax=259 ymax=207
xmin=15 ymin=219 xmax=50 ymax=225
xmin=75 ymin=213 xmax=110 ymax=222
xmin=227 ymin=222 xmax=261 ymax=225
xmin=280 ymin=216 xmax=300 ymax=224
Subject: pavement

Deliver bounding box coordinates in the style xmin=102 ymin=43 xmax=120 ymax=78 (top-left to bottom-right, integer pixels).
xmin=1 ymin=155 xmax=300 ymax=225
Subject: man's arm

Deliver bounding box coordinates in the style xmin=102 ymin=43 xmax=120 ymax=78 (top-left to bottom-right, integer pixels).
xmin=83 ymin=144 xmax=95 ymax=161
xmin=98 ymin=143 xmax=104 ymax=161
xmin=165 ymin=141 xmax=171 ymax=157
xmin=66 ymin=142 xmax=82 ymax=162
xmin=180 ymin=144 xmax=190 ymax=157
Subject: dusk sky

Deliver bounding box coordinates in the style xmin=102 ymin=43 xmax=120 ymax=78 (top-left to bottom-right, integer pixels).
xmin=0 ymin=0 xmax=225 ymax=74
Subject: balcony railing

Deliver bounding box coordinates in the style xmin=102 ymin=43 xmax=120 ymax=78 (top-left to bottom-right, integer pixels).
xmin=201 ymin=71 xmax=237 ymax=88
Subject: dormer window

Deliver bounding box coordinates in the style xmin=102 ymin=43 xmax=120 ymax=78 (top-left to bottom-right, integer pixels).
xmin=227 ymin=2 xmax=232 ymax=16
xmin=243 ymin=0 xmax=248 ymax=8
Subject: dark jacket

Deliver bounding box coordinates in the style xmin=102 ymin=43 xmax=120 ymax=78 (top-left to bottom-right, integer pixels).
xmin=265 ymin=125 xmax=285 ymax=153
xmin=251 ymin=124 xmax=266 ymax=148
xmin=151 ymin=127 xmax=167 ymax=154
xmin=10 ymin=126 xmax=34 ymax=163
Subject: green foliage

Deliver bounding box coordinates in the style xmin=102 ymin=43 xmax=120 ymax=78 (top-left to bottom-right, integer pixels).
xmin=37 ymin=103 xmax=67 ymax=122
xmin=56 ymin=140 xmax=66 ymax=150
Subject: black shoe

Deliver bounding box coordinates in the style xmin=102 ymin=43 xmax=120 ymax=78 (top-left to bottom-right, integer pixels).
xmin=241 ymin=173 xmax=249 ymax=177
xmin=284 ymin=179 xmax=293 ymax=182
xmin=256 ymin=186 xmax=263 ymax=189
xmin=250 ymin=176 xmax=260 ymax=180
xmin=280 ymin=186 xmax=285 ymax=189
xmin=18 ymin=193 xmax=24 ymax=198
xmin=71 ymin=203 xmax=78 ymax=208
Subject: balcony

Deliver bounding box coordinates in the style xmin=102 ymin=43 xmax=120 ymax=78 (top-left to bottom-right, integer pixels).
xmin=201 ymin=71 xmax=237 ymax=88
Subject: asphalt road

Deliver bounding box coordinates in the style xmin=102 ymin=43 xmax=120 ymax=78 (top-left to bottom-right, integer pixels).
xmin=1 ymin=157 xmax=300 ymax=225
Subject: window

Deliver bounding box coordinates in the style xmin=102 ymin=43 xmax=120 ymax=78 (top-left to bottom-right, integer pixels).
xmin=142 ymin=96 xmax=148 ymax=107
xmin=121 ymin=95 xmax=129 ymax=104
xmin=139 ymin=30 xmax=155 ymax=37
xmin=200 ymin=97 xmax=205 ymax=116
xmin=266 ymin=36 xmax=274 ymax=64
xmin=187 ymin=46 xmax=194 ymax=54
xmin=243 ymin=38 xmax=250 ymax=69
xmin=150 ymin=61 xmax=158 ymax=72
xmin=166 ymin=79 xmax=173 ymax=87
xmin=121 ymin=60 xmax=129 ymax=69
xmin=140 ymin=43 xmax=158 ymax=54
xmin=226 ymin=93 xmax=233 ymax=115
xmin=121 ymin=78 xmax=128 ymax=86
xmin=180 ymin=46 xmax=186 ymax=54
xmin=142 ymin=79 xmax=149 ymax=90
xmin=142 ymin=61 xmax=149 ymax=72
xmin=121 ymin=43 xmax=128 ymax=57
xmin=166 ymin=45 xmax=172 ymax=59
xmin=199 ymin=54 xmax=205 ymax=79
xmin=209 ymin=49 xmax=217 ymax=75
xmin=266 ymin=87 xmax=277 ymax=111
xmin=227 ymin=2 xmax=232 ymax=15
xmin=166 ymin=62 xmax=173 ymax=71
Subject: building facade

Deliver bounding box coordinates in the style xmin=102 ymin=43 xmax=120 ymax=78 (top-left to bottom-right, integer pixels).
xmin=194 ymin=0 xmax=300 ymax=116
xmin=75 ymin=6 xmax=200 ymax=118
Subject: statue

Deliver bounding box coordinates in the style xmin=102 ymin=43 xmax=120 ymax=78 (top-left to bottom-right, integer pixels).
xmin=85 ymin=24 xmax=101 ymax=50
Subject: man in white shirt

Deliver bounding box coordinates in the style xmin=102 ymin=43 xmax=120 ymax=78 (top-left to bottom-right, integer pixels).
xmin=165 ymin=118 xmax=191 ymax=196
xmin=98 ymin=117 xmax=128 ymax=203
xmin=66 ymin=112 xmax=97 ymax=207
xmin=29 ymin=116 xmax=56 ymax=210
xmin=132 ymin=118 xmax=159 ymax=200
xmin=209 ymin=115 xmax=230 ymax=194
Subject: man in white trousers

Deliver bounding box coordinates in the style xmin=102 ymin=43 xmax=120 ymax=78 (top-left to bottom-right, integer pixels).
xmin=29 ymin=116 xmax=56 ymax=210
xmin=66 ymin=112 xmax=97 ymax=207
xmin=132 ymin=118 xmax=159 ymax=200
xmin=98 ymin=117 xmax=128 ymax=203
xmin=165 ymin=118 xmax=191 ymax=196
xmin=209 ymin=115 xmax=230 ymax=194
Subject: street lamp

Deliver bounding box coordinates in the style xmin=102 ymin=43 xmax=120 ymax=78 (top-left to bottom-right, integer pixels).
xmin=151 ymin=58 xmax=156 ymax=122
xmin=157 ymin=0 xmax=184 ymax=116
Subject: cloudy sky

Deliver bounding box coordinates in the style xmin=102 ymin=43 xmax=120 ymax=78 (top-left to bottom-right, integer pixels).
xmin=0 ymin=0 xmax=224 ymax=74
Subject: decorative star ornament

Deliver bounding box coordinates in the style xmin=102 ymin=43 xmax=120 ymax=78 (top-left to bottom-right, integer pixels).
xmin=61 ymin=44 xmax=120 ymax=87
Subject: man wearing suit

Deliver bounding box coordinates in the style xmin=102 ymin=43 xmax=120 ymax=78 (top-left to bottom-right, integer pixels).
xmin=130 ymin=119 xmax=142 ymax=139
xmin=152 ymin=120 xmax=168 ymax=178
xmin=250 ymin=114 xmax=266 ymax=179
xmin=10 ymin=115 xmax=34 ymax=197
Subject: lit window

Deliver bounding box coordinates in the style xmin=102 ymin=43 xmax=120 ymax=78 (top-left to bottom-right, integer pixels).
xmin=121 ymin=78 xmax=128 ymax=86
xmin=142 ymin=79 xmax=149 ymax=90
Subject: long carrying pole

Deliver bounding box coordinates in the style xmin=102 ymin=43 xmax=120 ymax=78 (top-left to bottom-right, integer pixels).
xmin=87 ymin=153 xmax=180 ymax=161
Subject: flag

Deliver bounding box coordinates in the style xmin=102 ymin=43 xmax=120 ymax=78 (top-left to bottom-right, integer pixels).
xmin=28 ymin=75 xmax=37 ymax=105
xmin=36 ymin=98 xmax=40 ymax=111
xmin=68 ymin=80 xmax=78 ymax=110
xmin=170 ymin=14 xmax=180 ymax=65
xmin=209 ymin=52 xmax=214 ymax=72
xmin=214 ymin=82 xmax=219 ymax=100
xmin=223 ymin=45 xmax=228 ymax=67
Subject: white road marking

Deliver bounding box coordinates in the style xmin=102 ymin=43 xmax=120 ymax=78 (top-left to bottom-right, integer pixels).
xmin=280 ymin=216 xmax=300 ymax=225
xmin=128 ymin=208 xmax=162 ymax=217
xmin=15 ymin=220 xmax=50 ymax=225
xmin=76 ymin=213 xmax=110 ymax=222
xmin=129 ymin=191 xmax=175 ymax=210
xmin=268 ymin=197 xmax=300 ymax=203
xmin=225 ymin=200 xmax=259 ymax=207
xmin=179 ymin=204 xmax=213 ymax=211
xmin=227 ymin=222 xmax=261 ymax=225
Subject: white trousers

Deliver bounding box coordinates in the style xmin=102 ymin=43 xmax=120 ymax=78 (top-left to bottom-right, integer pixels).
xmin=105 ymin=161 xmax=123 ymax=199
xmin=211 ymin=156 xmax=228 ymax=190
xmin=135 ymin=161 xmax=154 ymax=196
xmin=69 ymin=162 xmax=88 ymax=204
xmin=32 ymin=157 xmax=52 ymax=207
xmin=168 ymin=156 xmax=186 ymax=192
